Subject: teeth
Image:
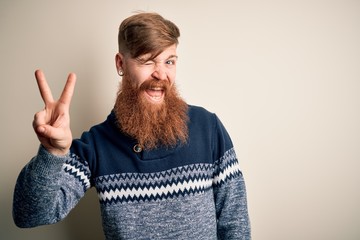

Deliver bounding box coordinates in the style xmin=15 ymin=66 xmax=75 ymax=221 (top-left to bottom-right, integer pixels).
xmin=151 ymin=87 xmax=162 ymax=91
xmin=145 ymin=88 xmax=163 ymax=102
xmin=151 ymin=95 xmax=161 ymax=100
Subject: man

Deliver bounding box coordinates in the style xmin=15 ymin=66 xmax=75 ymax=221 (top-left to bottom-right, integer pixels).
xmin=13 ymin=12 xmax=251 ymax=239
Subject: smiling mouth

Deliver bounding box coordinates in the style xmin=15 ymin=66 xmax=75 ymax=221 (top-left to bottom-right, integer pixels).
xmin=145 ymin=87 xmax=165 ymax=103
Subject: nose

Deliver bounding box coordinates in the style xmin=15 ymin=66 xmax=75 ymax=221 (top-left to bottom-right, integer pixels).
xmin=151 ymin=64 xmax=167 ymax=81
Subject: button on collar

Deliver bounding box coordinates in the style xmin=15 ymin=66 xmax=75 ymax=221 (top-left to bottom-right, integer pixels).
xmin=133 ymin=144 xmax=143 ymax=153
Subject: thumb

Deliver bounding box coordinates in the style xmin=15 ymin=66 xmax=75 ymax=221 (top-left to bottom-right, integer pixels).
xmin=37 ymin=126 xmax=46 ymax=134
xmin=36 ymin=124 xmax=62 ymax=139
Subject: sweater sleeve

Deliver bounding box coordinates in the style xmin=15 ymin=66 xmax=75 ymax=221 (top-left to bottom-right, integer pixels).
xmin=212 ymin=115 xmax=251 ymax=239
xmin=13 ymin=145 xmax=92 ymax=228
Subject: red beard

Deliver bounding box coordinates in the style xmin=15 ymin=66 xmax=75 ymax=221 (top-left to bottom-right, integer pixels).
xmin=114 ymin=77 xmax=188 ymax=150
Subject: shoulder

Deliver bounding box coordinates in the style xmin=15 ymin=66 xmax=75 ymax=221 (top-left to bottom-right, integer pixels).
xmin=188 ymin=105 xmax=229 ymax=131
xmin=72 ymin=111 xmax=122 ymax=149
xmin=187 ymin=105 xmax=219 ymax=138
xmin=86 ymin=111 xmax=119 ymax=135
xmin=188 ymin=105 xmax=216 ymax=121
xmin=187 ymin=105 xmax=234 ymax=160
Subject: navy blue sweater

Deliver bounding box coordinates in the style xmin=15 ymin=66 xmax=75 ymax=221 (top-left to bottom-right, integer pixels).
xmin=13 ymin=105 xmax=251 ymax=239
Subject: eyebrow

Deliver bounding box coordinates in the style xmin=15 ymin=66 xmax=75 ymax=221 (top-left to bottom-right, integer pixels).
xmin=167 ymin=55 xmax=178 ymax=60
xmin=135 ymin=54 xmax=178 ymax=64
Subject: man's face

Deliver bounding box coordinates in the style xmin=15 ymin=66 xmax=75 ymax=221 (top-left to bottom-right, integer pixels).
xmin=116 ymin=44 xmax=178 ymax=105
xmin=114 ymin=44 xmax=188 ymax=150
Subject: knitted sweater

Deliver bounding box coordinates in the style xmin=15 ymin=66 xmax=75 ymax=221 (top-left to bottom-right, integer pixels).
xmin=13 ymin=105 xmax=251 ymax=239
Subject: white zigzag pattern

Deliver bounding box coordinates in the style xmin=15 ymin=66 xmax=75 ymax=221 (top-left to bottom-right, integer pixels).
xmin=98 ymin=178 xmax=213 ymax=202
xmin=62 ymin=163 xmax=91 ymax=189
xmin=213 ymin=161 xmax=241 ymax=185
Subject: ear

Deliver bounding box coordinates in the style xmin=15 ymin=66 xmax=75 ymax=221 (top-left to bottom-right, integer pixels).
xmin=115 ymin=53 xmax=125 ymax=72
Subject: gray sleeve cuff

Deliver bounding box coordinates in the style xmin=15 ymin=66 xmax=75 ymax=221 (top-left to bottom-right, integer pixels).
xmin=28 ymin=145 xmax=70 ymax=177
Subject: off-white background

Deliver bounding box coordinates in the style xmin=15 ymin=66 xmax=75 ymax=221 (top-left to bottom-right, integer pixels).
xmin=1 ymin=0 xmax=359 ymax=239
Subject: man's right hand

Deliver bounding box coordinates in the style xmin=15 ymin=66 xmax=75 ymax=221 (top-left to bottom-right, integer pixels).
xmin=33 ymin=70 xmax=76 ymax=156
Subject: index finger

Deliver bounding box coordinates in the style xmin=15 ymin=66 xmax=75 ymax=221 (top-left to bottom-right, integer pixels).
xmin=59 ymin=72 xmax=76 ymax=105
xmin=35 ymin=69 xmax=54 ymax=104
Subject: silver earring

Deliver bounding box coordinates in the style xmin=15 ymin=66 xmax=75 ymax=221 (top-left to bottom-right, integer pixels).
xmin=118 ymin=69 xmax=124 ymax=76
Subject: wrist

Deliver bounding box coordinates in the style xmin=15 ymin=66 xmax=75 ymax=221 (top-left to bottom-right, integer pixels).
xmin=42 ymin=145 xmax=70 ymax=156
